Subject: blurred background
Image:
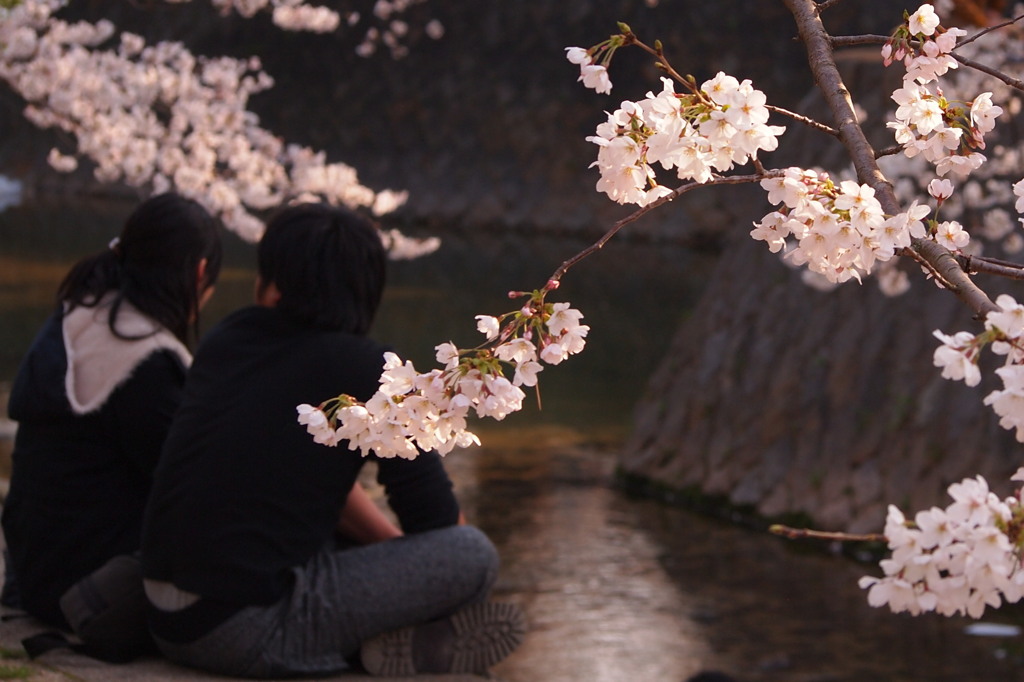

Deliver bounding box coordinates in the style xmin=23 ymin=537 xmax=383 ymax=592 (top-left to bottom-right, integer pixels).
xmin=3 ymin=1 xmax=1024 ymax=679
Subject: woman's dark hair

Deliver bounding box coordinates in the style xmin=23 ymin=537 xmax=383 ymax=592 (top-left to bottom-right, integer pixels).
xmin=57 ymin=193 xmax=223 ymax=345
xmin=257 ymin=203 xmax=386 ymax=334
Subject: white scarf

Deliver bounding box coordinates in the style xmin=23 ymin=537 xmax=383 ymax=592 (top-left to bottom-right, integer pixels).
xmin=62 ymin=294 xmax=192 ymax=415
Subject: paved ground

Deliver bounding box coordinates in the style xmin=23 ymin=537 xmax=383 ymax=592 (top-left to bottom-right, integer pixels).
xmin=0 ymin=604 xmax=494 ymax=681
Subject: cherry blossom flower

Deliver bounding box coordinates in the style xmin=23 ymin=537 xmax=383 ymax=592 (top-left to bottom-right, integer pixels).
xmin=578 ymin=63 xmax=612 ymax=94
xmin=927 ymin=178 xmax=953 ymax=201
xmin=934 ymin=220 xmax=970 ymax=250
xmin=1013 ymin=178 xmax=1024 ymax=214
xmin=908 ymin=4 xmax=940 ymax=37
xmin=564 ymin=46 xmax=591 ymax=65
xmin=932 ymin=330 xmax=981 ymax=386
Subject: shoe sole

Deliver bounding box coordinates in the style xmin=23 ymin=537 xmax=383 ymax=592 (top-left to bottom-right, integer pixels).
xmin=362 ymin=601 xmax=526 ymax=676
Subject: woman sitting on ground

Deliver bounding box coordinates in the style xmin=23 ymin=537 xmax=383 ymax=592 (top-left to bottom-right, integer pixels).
xmin=1 ymin=193 xmax=223 ymax=629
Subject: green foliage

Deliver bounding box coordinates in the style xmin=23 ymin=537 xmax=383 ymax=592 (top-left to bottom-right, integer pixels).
xmin=0 ymin=664 xmax=33 ymax=680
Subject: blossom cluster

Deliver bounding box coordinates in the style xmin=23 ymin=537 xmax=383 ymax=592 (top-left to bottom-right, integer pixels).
xmin=933 ymin=293 xmax=1024 ymax=440
xmin=568 ymin=59 xmax=785 ymax=206
xmin=0 ymin=0 xmax=416 ymax=243
xmin=191 ymin=0 xmax=342 ymax=32
xmin=752 ymin=167 xmax=941 ymax=285
xmin=883 ymin=3 xmax=1003 ymax=178
xmin=565 ymin=44 xmax=613 ymax=95
xmin=875 ymin=0 xmax=1024 ymax=263
xmin=298 ymin=289 xmax=590 ymax=459
xmin=166 ymin=0 xmax=441 ymax=58
xmin=859 ymin=471 xmax=1024 ymax=619
xmin=359 ymin=0 xmax=444 ymax=59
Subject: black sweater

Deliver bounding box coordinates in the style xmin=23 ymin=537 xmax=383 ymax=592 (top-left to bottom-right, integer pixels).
xmin=141 ymin=306 xmax=459 ymax=630
xmin=2 ymin=310 xmax=186 ymax=628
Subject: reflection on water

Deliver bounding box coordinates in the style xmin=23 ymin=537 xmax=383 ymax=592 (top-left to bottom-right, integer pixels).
xmin=4 ymin=197 xmax=1024 ymax=681
xmin=455 ymin=431 xmax=1024 ymax=682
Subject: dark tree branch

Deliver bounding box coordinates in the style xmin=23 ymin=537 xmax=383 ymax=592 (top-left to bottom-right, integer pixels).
xmin=548 ymin=172 xmax=782 ymax=284
xmin=783 ymin=0 xmax=999 ymax=318
xmin=770 ymin=524 xmax=885 ymax=543
xmin=951 ymin=52 xmax=1024 ymax=92
xmin=957 ymin=13 xmax=1024 ymax=49
xmin=961 ymin=254 xmax=1024 ymax=280
xmin=814 ymin=0 xmax=847 ymax=13
xmin=875 ymin=144 xmax=903 ymax=158
xmin=830 ymin=34 xmax=890 ymax=47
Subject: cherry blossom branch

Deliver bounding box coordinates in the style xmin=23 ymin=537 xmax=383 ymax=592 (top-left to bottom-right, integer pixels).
xmin=764 ymin=104 xmax=839 ymax=137
xmin=874 ymin=144 xmax=903 ymax=158
xmin=829 ymin=34 xmax=891 ymax=47
xmin=547 ymin=171 xmax=782 ymax=284
xmin=813 ymin=0 xmax=847 ymax=13
xmin=898 ymin=241 xmax=957 ymax=290
xmin=955 ymin=12 xmax=1024 ymax=49
xmin=769 ymin=524 xmax=885 ymax=543
xmin=831 ymin=18 xmax=1024 ymax=96
xmin=951 ymin=52 xmax=1024 ymax=92
xmin=618 ymin=32 xmax=692 ymax=88
xmin=784 ymin=0 xmax=999 ymax=318
xmin=960 ymin=254 xmax=1024 ymax=281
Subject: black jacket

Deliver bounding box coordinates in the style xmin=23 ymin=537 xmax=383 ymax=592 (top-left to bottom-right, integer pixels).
xmin=2 ymin=304 xmax=188 ymax=628
xmin=141 ymin=306 xmax=459 ymax=636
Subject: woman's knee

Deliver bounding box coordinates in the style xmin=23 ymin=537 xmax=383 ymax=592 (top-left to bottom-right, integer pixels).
xmin=442 ymin=525 xmax=499 ymax=598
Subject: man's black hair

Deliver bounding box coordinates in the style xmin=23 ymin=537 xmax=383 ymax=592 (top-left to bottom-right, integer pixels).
xmin=258 ymin=203 xmax=386 ymax=334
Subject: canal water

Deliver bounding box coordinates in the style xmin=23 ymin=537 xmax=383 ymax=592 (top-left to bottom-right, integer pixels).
xmin=3 ymin=196 xmax=1024 ymax=681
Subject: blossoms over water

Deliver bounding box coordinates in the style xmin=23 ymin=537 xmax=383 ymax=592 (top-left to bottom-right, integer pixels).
xmin=860 ymin=470 xmax=1024 ymax=619
xmin=298 ymin=291 xmax=589 ymax=459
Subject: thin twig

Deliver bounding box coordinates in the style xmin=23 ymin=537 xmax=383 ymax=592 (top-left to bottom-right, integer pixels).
xmin=956 ymin=13 xmax=1024 ymax=49
xmin=814 ymin=0 xmax=846 ymax=13
xmin=951 ymin=52 xmax=1024 ymax=92
xmin=897 ymin=244 xmax=957 ymax=290
xmin=829 ymin=34 xmax=891 ymax=48
xmin=902 ymin=240 xmax=963 ymax=290
xmin=770 ymin=524 xmax=886 ymax=543
xmin=961 ymin=254 xmax=1024 ymax=280
xmin=547 ymin=171 xmax=782 ymax=284
xmin=875 ymin=145 xmax=903 ymax=159
xmin=623 ymin=33 xmax=690 ymax=88
xmin=765 ymin=104 xmax=839 ymax=137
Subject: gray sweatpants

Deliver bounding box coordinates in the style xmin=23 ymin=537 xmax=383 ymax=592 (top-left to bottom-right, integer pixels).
xmin=155 ymin=525 xmax=499 ymax=678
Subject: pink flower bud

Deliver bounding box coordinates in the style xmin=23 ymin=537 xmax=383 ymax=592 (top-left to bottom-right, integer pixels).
xmin=881 ymin=43 xmax=894 ymax=66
